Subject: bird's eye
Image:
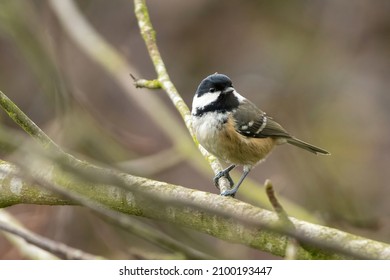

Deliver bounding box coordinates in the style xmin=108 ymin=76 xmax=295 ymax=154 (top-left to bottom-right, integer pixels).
xmin=209 ymin=88 xmax=216 ymax=93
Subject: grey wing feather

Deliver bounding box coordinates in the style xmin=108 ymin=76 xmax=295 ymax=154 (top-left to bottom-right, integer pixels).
xmin=233 ymin=100 xmax=291 ymax=139
xmin=260 ymin=117 xmax=291 ymax=138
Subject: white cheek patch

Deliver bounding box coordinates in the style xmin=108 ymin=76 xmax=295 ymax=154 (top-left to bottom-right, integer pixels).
xmin=191 ymin=91 xmax=220 ymax=114
xmin=233 ymin=90 xmax=246 ymax=102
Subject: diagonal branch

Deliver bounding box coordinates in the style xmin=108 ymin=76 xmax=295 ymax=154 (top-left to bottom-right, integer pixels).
xmin=0 ymin=92 xmax=60 ymax=151
xmin=0 ymin=215 xmax=103 ymax=260
xmin=265 ymin=180 xmax=299 ymax=259
xmin=133 ymin=0 xmax=234 ymax=194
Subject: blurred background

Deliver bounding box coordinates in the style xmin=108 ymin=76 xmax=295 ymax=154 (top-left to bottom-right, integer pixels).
xmin=1 ymin=0 xmax=390 ymax=259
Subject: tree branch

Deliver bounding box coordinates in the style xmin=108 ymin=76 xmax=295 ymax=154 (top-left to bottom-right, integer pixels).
xmin=0 ymin=91 xmax=59 ymax=150
xmin=133 ymin=0 xmax=233 ymax=194
xmin=0 ymin=210 xmax=58 ymax=259
xmin=130 ymin=74 xmax=161 ymax=89
xmin=265 ymin=180 xmax=299 ymax=259
xmin=0 ymin=213 xmax=103 ymax=260
xmin=1 ymin=158 xmax=390 ymax=260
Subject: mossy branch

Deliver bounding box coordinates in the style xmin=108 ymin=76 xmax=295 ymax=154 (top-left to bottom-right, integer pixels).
xmin=1 ymin=158 xmax=390 ymax=260
xmin=0 ymin=92 xmax=59 ymax=150
xmin=130 ymin=74 xmax=161 ymax=89
xmin=133 ymin=0 xmax=233 ymax=194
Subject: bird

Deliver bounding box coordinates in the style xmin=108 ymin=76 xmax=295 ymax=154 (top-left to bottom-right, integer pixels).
xmin=191 ymin=73 xmax=330 ymax=196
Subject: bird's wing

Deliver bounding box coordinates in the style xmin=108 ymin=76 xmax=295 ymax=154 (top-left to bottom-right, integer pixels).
xmin=233 ymin=100 xmax=291 ymax=139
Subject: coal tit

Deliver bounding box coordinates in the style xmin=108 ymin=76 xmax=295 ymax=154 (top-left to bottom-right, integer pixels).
xmin=191 ymin=73 xmax=330 ymax=196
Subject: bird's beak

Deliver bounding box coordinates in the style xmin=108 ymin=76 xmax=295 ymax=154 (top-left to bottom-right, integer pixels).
xmin=223 ymin=87 xmax=234 ymax=94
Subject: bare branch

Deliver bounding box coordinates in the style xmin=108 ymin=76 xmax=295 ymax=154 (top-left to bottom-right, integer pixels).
xmin=0 ymin=214 xmax=103 ymax=260
xmin=265 ymin=180 xmax=294 ymax=227
xmin=130 ymin=74 xmax=161 ymax=89
xmin=265 ymin=180 xmax=299 ymax=260
xmin=0 ymin=210 xmax=58 ymax=259
xmin=133 ymin=0 xmax=233 ymax=194
xmin=0 ymin=91 xmax=60 ymax=151
xmin=1 ymin=157 xmax=390 ymax=260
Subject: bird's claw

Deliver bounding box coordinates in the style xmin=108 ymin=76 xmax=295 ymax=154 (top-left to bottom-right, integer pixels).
xmin=220 ymin=187 xmax=237 ymax=197
xmin=213 ymin=170 xmax=234 ymax=188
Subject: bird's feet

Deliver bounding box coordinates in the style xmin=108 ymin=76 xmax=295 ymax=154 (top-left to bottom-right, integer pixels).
xmin=213 ymin=165 xmax=236 ymax=197
xmin=220 ymin=186 xmax=239 ymax=197
xmin=213 ymin=170 xmax=234 ymax=188
xmin=219 ymin=165 xmax=251 ymax=197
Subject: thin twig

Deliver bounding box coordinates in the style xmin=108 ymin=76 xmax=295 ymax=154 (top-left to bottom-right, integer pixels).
xmin=130 ymin=73 xmax=161 ymax=89
xmin=265 ymin=179 xmax=300 ymax=260
xmin=133 ymin=0 xmax=232 ymax=194
xmin=0 ymin=210 xmax=58 ymax=259
xmin=0 ymin=220 xmax=102 ymax=260
xmin=265 ymin=180 xmax=293 ymax=226
xmin=0 ymin=91 xmax=60 ymax=150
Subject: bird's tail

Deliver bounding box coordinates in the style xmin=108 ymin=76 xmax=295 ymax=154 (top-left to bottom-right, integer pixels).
xmin=287 ymin=137 xmax=330 ymax=155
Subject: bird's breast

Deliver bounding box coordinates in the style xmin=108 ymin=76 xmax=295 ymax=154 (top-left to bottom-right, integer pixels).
xmin=192 ymin=111 xmax=228 ymax=149
xmin=192 ymin=113 xmax=276 ymax=166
